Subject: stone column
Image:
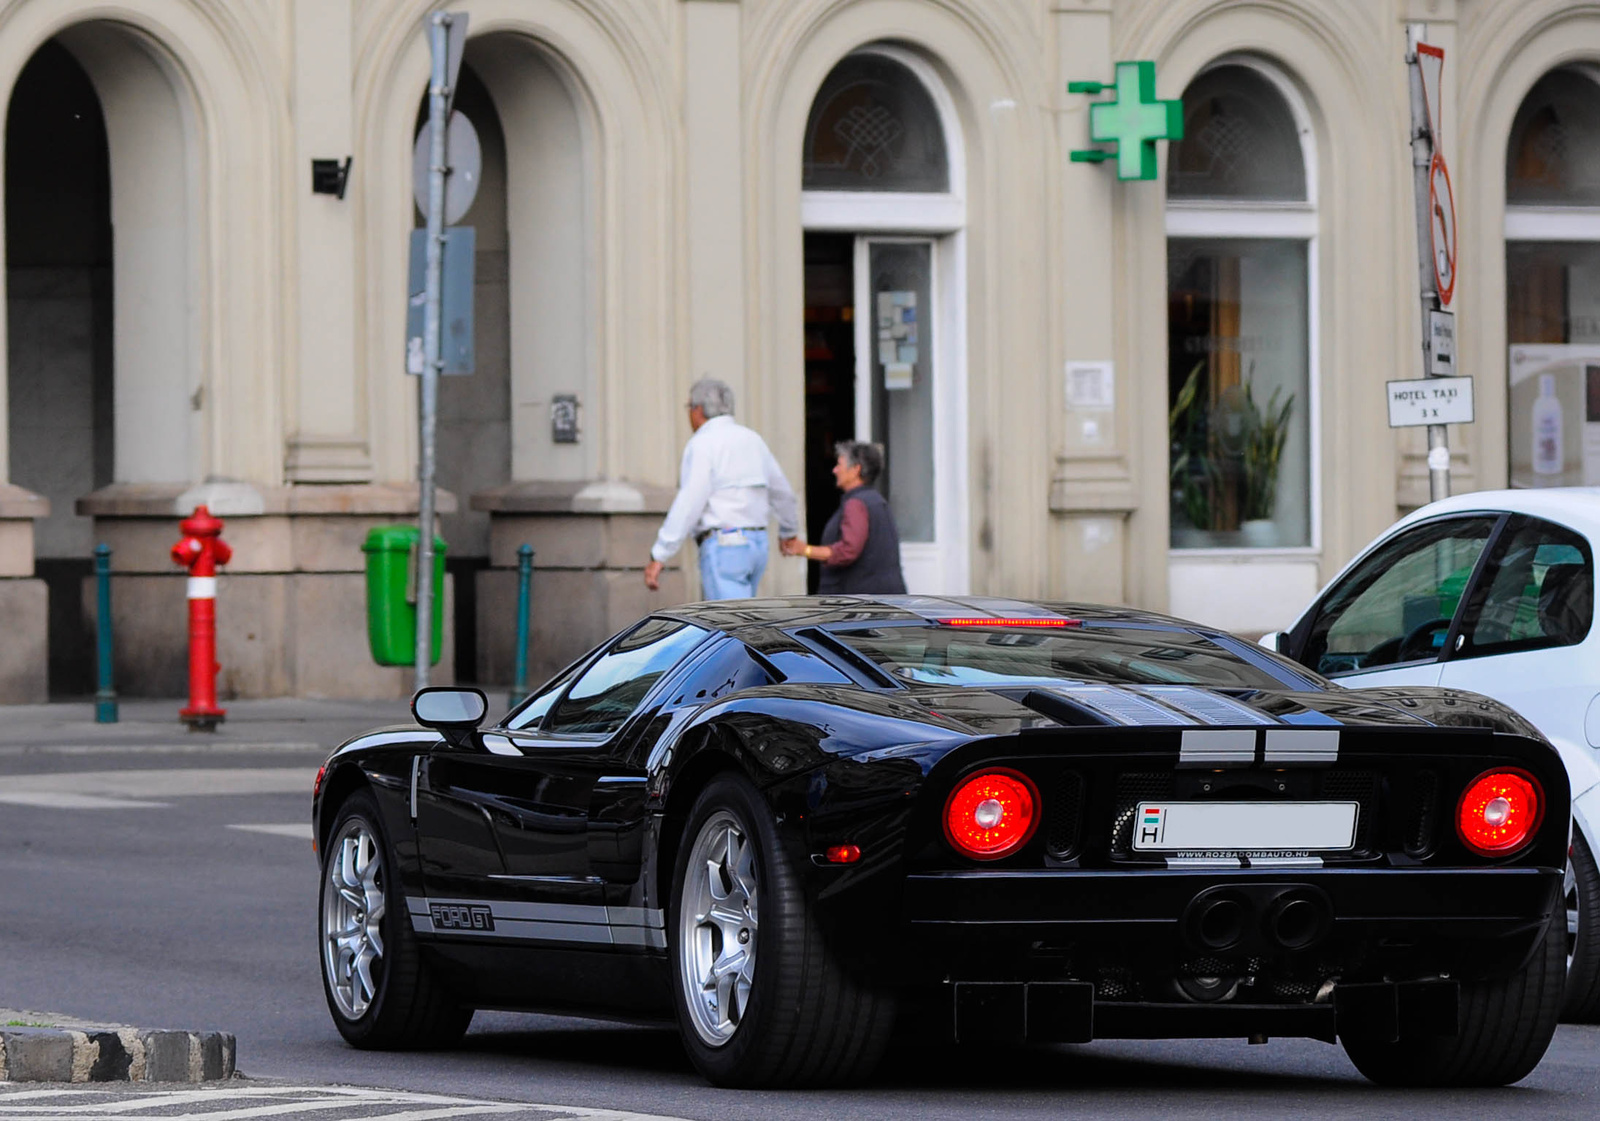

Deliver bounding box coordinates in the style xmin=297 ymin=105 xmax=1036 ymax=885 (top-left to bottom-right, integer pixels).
xmin=0 ymin=484 xmax=49 ymax=702
xmin=1048 ymin=0 xmax=1136 ymax=605
xmin=77 ymin=482 xmax=455 ymax=699
xmin=684 ymin=0 xmax=747 ymax=395
xmin=472 ymin=481 xmax=686 ymax=689
xmin=285 ymin=0 xmax=370 ymax=483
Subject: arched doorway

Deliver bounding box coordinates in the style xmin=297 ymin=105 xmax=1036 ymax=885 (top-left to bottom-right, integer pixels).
xmin=6 ymin=23 xmax=197 ymax=693
xmin=5 ymin=41 xmax=111 ymax=692
xmin=414 ymin=35 xmax=592 ymax=684
xmin=800 ymin=46 xmax=967 ymax=594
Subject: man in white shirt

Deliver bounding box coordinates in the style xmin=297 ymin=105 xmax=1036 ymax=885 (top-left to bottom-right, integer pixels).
xmin=644 ymin=378 xmax=800 ymax=600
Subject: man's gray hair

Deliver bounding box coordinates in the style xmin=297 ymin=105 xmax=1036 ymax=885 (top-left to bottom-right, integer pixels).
xmin=688 ymin=377 xmax=735 ymax=419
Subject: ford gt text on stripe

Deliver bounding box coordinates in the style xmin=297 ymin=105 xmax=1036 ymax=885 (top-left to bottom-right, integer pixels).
xmin=311 ymin=596 xmax=1570 ymax=1088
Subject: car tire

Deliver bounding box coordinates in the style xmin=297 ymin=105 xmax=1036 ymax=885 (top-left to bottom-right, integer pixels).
xmin=1563 ymin=829 xmax=1600 ymax=1022
xmin=1340 ymin=906 xmax=1564 ymax=1087
xmin=668 ymin=771 xmax=895 ymax=1088
xmin=319 ymin=790 xmax=473 ymax=1049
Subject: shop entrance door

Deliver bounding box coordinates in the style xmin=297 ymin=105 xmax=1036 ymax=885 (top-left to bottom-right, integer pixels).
xmin=803 ymin=234 xmax=963 ymax=593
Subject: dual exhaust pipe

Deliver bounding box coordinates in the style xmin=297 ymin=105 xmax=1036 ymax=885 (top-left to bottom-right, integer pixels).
xmin=1183 ymin=884 xmax=1333 ymax=954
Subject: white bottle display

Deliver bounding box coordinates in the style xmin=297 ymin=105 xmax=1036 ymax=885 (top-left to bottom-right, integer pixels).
xmin=1533 ymin=373 xmax=1564 ymax=477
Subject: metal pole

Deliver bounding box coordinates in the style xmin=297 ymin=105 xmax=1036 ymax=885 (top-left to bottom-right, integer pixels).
xmin=416 ymin=12 xmax=451 ymax=687
xmin=510 ymin=544 xmax=534 ymax=710
xmin=1406 ymin=23 xmax=1449 ymax=502
xmin=93 ymin=543 xmax=117 ymax=724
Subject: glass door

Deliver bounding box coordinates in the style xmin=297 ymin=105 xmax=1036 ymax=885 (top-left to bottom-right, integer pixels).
xmin=854 ymin=237 xmax=946 ymax=591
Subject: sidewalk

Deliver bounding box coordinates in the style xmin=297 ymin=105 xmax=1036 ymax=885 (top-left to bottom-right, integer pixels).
xmin=0 ymin=697 xmax=406 ymax=756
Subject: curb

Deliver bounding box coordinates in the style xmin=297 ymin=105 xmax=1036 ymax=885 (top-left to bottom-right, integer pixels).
xmin=0 ymin=1028 xmax=234 ymax=1083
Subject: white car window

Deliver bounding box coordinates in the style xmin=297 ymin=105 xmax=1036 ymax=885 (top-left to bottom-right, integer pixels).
xmin=1458 ymin=518 xmax=1593 ymax=658
xmin=1301 ymin=517 xmax=1497 ymax=676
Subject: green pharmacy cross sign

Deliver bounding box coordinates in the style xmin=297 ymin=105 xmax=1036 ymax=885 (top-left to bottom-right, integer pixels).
xmin=1070 ymin=60 xmax=1183 ymax=181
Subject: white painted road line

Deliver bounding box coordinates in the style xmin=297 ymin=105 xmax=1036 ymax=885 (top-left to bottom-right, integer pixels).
xmin=0 ymin=1083 xmax=696 ymax=1121
xmin=0 ymin=768 xmax=317 ymax=809
xmin=226 ymin=824 xmax=313 ymax=840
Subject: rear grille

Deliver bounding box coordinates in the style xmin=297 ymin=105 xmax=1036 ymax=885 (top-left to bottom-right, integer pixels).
xmin=1405 ymin=770 xmax=1440 ymax=856
xmin=1110 ymin=772 xmax=1175 ymax=856
xmin=1045 ymin=771 xmax=1085 ymax=859
xmin=1320 ymin=770 xmax=1380 ymax=855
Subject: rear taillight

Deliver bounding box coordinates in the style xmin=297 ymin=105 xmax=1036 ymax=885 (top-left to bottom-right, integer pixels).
xmin=1456 ymin=769 xmax=1543 ymax=856
xmin=313 ymin=765 xmax=326 ymax=802
xmin=944 ymin=769 xmax=1039 ymax=860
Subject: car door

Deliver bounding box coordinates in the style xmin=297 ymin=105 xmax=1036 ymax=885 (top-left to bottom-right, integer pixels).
xmin=1281 ymin=514 xmax=1505 ymax=688
xmin=1438 ymin=515 xmax=1595 ymax=751
xmin=417 ymin=617 xmax=712 ymax=940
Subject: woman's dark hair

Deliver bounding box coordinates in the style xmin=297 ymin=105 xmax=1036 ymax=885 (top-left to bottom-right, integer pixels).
xmin=835 ymin=440 xmax=886 ymax=486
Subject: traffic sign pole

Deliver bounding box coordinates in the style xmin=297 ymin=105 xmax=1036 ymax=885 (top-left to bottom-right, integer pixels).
xmin=1407 ymin=25 xmax=1452 ymax=503
xmin=416 ymin=12 xmax=453 ymax=689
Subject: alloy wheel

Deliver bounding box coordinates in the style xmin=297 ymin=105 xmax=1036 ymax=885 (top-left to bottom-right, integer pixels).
xmin=322 ymin=818 xmax=388 ymax=1020
xmin=679 ymin=810 xmax=760 ymax=1045
xmin=1567 ymin=849 xmax=1581 ymax=974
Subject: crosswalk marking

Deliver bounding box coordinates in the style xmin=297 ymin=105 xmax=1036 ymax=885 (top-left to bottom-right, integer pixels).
xmin=226 ymin=824 xmax=313 ymax=840
xmin=0 ymin=1083 xmax=694 ymax=1121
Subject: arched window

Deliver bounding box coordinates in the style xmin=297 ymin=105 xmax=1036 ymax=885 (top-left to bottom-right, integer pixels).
xmin=802 ymin=53 xmax=947 ymax=193
xmin=1505 ymin=69 xmax=1600 ymax=488
xmin=1168 ymin=65 xmax=1306 ymax=202
xmin=1165 ymin=62 xmax=1315 ymax=551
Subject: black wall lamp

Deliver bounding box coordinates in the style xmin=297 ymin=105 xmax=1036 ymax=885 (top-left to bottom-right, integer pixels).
xmin=311 ymin=157 xmax=353 ymax=199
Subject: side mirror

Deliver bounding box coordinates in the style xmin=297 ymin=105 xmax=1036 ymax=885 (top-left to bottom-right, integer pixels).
xmin=412 ymin=686 xmax=488 ymax=729
xmin=1258 ymin=631 xmax=1284 ymax=654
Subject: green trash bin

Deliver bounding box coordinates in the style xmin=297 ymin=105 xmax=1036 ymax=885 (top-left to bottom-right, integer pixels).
xmin=362 ymin=525 xmax=446 ymax=666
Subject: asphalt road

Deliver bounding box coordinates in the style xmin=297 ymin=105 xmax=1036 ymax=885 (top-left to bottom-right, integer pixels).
xmin=2 ymin=741 xmax=1598 ymax=1120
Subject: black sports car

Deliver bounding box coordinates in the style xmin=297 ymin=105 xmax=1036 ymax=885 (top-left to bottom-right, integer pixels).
xmin=312 ymin=596 xmax=1570 ymax=1088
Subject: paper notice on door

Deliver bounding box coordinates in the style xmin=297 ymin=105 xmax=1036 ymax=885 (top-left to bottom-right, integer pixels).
xmin=878 ymin=290 xmax=918 ymax=389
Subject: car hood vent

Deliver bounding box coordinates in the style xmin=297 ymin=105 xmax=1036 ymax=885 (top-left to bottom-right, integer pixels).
xmin=1135 ymin=686 xmax=1278 ymax=726
xmin=1017 ymin=684 xmax=1283 ymax=728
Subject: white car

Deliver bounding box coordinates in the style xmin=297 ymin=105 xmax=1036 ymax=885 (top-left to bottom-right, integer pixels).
xmin=1264 ymin=487 xmax=1600 ymax=1021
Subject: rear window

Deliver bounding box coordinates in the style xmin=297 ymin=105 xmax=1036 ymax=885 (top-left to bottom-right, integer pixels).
xmin=827 ymin=623 xmax=1289 ymax=690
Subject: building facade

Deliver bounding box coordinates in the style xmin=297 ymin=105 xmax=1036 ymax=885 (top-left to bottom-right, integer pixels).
xmin=0 ymin=0 xmax=1591 ymax=700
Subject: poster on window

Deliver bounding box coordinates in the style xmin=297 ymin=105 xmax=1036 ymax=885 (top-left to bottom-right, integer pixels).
xmin=877 ymin=290 xmax=918 ymax=390
xmin=1508 ymin=344 xmax=1600 ymax=487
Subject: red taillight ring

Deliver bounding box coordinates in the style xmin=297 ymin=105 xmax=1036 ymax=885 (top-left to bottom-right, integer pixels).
xmin=943 ymin=768 xmax=1040 ymax=861
xmin=1456 ymin=767 xmax=1544 ymax=857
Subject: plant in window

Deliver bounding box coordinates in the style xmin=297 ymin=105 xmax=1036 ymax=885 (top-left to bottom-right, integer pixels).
xmin=1169 ymin=360 xmax=1218 ymax=531
xmin=1169 ymin=359 xmax=1294 ymax=536
xmin=1240 ymin=370 xmax=1294 ymax=522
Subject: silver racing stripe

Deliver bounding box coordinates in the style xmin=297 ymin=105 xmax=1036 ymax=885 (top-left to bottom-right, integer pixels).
xmin=1177 ymin=728 xmax=1256 ymax=767
xmin=1263 ymin=728 xmax=1340 ymax=765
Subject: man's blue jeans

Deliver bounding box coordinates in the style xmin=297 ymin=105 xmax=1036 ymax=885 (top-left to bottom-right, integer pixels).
xmin=697 ymin=529 xmax=769 ymax=601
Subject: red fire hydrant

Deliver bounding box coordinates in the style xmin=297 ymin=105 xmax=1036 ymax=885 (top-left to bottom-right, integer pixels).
xmin=171 ymin=505 xmax=232 ymax=730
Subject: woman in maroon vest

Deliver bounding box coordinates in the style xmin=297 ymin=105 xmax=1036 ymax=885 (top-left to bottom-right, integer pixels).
xmin=782 ymin=441 xmax=907 ymax=594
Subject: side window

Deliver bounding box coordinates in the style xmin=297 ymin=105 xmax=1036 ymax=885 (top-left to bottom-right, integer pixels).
xmin=1458 ymin=518 xmax=1593 ymax=657
xmin=1301 ymin=516 xmax=1498 ymax=676
xmin=503 ymin=661 xmax=581 ymax=731
xmin=544 ymin=618 xmax=711 ymax=736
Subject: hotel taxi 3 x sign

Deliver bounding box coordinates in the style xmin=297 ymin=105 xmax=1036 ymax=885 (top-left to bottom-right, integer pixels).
xmin=1070 ymin=61 xmax=1183 ymax=181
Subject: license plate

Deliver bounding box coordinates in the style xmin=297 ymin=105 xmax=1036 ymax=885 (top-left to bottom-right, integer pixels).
xmin=1133 ymin=801 xmax=1359 ymax=854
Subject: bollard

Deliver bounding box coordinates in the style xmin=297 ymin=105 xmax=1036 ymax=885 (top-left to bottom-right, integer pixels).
xmin=93 ymin=544 xmax=118 ymax=724
xmin=509 ymin=545 xmax=534 ymax=709
xmin=170 ymin=506 xmax=232 ymax=731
